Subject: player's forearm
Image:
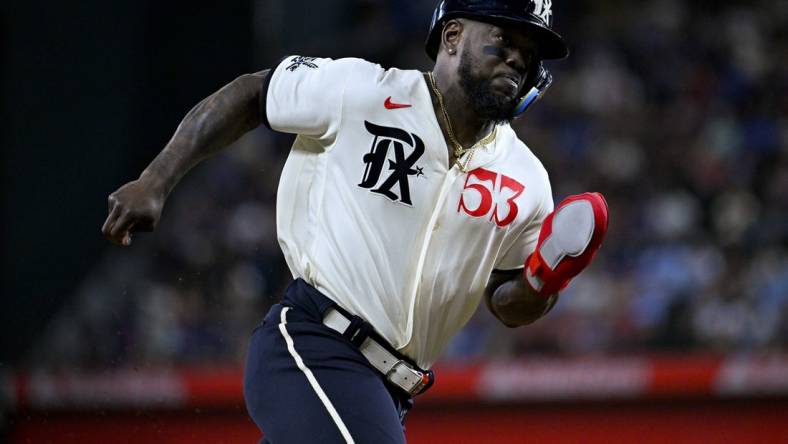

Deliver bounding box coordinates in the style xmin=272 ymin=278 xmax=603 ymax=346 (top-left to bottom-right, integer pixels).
xmin=140 ymin=70 xmax=268 ymax=195
xmin=488 ymin=275 xmax=557 ymax=327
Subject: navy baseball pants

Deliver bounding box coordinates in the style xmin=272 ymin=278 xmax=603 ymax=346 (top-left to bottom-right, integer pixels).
xmin=244 ymin=279 xmax=413 ymax=444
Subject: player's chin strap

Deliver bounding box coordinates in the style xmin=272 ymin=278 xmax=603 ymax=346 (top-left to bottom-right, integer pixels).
xmin=512 ymin=63 xmax=553 ymax=119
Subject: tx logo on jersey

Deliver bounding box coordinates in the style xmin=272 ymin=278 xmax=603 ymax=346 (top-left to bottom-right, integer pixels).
xmin=358 ymin=121 xmax=425 ymax=206
xmin=285 ymin=56 xmax=318 ymax=72
xmin=458 ymin=168 xmax=525 ymax=227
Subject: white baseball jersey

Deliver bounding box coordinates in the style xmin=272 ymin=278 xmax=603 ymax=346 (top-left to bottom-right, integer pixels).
xmin=263 ymin=55 xmax=554 ymax=368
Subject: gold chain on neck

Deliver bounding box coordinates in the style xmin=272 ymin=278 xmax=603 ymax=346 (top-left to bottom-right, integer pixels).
xmin=427 ymin=72 xmax=496 ymax=172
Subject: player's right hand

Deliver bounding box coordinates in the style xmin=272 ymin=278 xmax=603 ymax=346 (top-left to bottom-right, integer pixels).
xmin=101 ymin=178 xmax=165 ymax=246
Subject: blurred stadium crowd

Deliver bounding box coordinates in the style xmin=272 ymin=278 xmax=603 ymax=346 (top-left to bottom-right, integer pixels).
xmin=28 ymin=0 xmax=787 ymax=369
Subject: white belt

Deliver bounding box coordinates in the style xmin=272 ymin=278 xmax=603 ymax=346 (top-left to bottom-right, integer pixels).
xmin=322 ymin=308 xmax=431 ymax=395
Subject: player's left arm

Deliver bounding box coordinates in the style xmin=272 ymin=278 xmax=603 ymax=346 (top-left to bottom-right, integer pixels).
xmin=485 ymin=192 xmax=609 ymax=327
xmin=484 ymin=269 xmax=558 ymax=327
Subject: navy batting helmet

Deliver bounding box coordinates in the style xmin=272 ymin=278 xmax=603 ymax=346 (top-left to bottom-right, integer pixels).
xmin=425 ymin=0 xmax=568 ymax=118
xmin=425 ymin=0 xmax=569 ymax=61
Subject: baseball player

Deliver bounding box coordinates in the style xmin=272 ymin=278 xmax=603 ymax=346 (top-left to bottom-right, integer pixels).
xmin=102 ymin=1 xmax=608 ymax=443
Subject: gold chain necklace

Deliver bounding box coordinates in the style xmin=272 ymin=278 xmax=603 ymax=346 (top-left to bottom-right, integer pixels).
xmin=427 ymin=72 xmax=496 ymax=172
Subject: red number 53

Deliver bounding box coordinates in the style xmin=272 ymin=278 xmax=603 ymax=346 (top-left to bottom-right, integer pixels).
xmin=457 ymin=168 xmax=525 ymax=227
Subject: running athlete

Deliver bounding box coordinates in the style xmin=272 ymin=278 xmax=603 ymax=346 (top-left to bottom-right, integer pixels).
xmin=101 ymin=1 xmax=608 ymax=443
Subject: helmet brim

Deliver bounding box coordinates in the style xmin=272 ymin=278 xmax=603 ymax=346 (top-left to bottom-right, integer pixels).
xmin=505 ymin=17 xmax=569 ymax=60
xmin=426 ymin=12 xmax=569 ymax=61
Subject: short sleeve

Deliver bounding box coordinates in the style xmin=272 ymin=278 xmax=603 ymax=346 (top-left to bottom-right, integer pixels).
xmin=494 ymin=181 xmax=555 ymax=270
xmin=261 ymin=55 xmax=348 ymax=139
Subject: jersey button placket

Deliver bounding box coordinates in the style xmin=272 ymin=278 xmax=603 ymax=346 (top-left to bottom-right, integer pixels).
xmin=405 ymin=168 xmax=460 ymax=348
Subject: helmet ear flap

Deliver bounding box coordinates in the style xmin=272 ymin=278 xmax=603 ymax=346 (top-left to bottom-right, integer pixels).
xmin=512 ymin=62 xmax=553 ymax=118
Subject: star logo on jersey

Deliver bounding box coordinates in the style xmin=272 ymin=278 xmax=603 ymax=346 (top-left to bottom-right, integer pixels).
xmin=358 ymin=121 xmax=425 ymax=206
xmin=285 ymin=56 xmax=318 ymax=72
xmin=384 ymin=97 xmax=412 ymax=109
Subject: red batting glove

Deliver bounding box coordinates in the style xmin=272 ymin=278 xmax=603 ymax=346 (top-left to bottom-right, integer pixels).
xmin=524 ymin=192 xmax=609 ymax=297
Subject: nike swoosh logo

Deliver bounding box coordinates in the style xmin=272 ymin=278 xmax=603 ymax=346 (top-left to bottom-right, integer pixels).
xmin=384 ymin=96 xmax=412 ymax=109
